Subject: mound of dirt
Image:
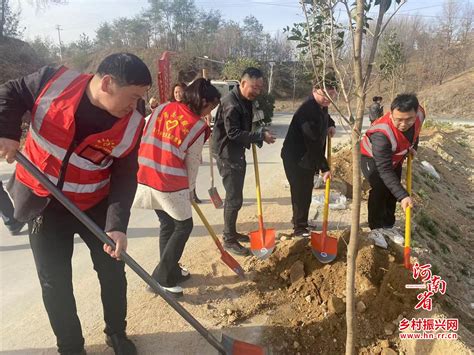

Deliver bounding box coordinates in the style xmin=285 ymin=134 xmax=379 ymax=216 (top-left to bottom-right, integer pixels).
xmin=201 ymin=232 xmax=416 ymax=354
xmin=203 ymin=124 xmax=473 ymax=354
xmin=0 ymin=37 xmax=45 ymax=82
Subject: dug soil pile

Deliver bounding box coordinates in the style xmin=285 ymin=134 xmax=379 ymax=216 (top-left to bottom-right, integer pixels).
xmin=203 ymin=123 xmax=472 ymax=354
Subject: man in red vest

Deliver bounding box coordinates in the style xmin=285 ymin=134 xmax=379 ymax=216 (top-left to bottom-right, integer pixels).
xmin=361 ymin=94 xmax=425 ymax=249
xmin=0 ymin=53 xmax=151 ymax=355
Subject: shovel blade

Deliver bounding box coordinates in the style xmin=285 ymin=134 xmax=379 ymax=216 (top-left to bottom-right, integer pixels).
xmin=311 ymin=231 xmax=338 ymax=264
xmin=208 ymin=187 xmax=223 ymax=209
xmin=221 ymin=250 xmax=245 ymax=278
xmin=221 ymin=334 xmax=266 ymax=355
xmin=249 ymin=228 xmax=275 ymax=260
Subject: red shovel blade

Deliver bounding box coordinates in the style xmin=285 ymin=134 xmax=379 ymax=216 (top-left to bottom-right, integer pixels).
xmin=222 ymin=334 xmax=266 ymax=355
xmin=208 ymin=187 xmax=223 ymax=209
xmin=249 ymin=228 xmax=275 ymax=260
xmin=220 ymin=250 xmax=245 ymax=278
xmin=311 ymin=231 xmax=338 ymax=263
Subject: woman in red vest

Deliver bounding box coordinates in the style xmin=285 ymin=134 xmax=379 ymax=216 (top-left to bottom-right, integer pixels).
xmin=169 ymin=82 xmax=202 ymax=204
xmin=134 ymin=79 xmax=221 ymax=296
xmin=361 ymin=94 xmax=425 ymax=249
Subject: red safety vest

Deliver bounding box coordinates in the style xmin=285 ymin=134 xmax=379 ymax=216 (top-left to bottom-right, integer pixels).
xmin=138 ymin=101 xmax=210 ymax=192
xmin=16 ymin=66 xmax=144 ymax=210
xmin=361 ymin=106 xmax=425 ymax=167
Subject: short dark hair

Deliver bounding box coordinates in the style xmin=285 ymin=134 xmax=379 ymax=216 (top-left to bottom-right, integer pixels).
xmin=373 ymin=96 xmax=382 ymax=102
xmin=312 ymin=72 xmax=338 ymax=90
xmin=390 ymin=93 xmax=419 ymax=112
xmin=182 ymin=78 xmax=221 ymax=115
xmin=96 ymin=53 xmax=152 ymax=87
xmin=169 ymin=82 xmax=187 ymax=102
xmin=241 ymin=67 xmax=263 ymax=80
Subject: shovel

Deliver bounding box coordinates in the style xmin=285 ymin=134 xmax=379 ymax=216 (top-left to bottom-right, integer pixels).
xmin=249 ymin=144 xmax=275 ymax=260
xmin=15 ymin=151 xmax=264 ymax=355
xmin=192 ymin=201 xmax=245 ymax=278
xmin=404 ymin=153 xmax=413 ymax=270
xmin=311 ymin=136 xmax=338 ymax=263
xmin=208 ymin=139 xmax=223 ymax=209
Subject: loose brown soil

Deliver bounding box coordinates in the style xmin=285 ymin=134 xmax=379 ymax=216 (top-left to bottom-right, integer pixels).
xmin=201 ymin=124 xmax=473 ymax=354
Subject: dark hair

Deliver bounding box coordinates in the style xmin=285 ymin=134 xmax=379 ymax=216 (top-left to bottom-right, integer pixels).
xmin=96 ymin=53 xmax=152 ymax=87
xmin=312 ymin=72 xmax=338 ymax=90
xmin=373 ymin=96 xmax=382 ymax=102
xmin=241 ymin=67 xmax=263 ymax=80
xmin=182 ymin=78 xmax=221 ymax=115
xmin=390 ymin=93 xmax=419 ymax=112
xmin=169 ymin=82 xmax=187 ymax=102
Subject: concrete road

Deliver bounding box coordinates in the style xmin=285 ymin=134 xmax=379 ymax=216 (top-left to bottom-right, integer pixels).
xmin=0 ymin=112 xmax=359 ymax=353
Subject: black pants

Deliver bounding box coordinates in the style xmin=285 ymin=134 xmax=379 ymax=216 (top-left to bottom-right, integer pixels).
xmin=152 ymin=210 xmax=193 ymax=287
xmin=361 ymin=156 xmax=402 ymax=230
xmin=28 ymin=200 xmax=127 ymax=354
xmin=282 ymin=155 xmax=316 ymax=232
xmin=216 ymin=157 xmax=246 ymax=242
xmin=0 ymin=180 xmax=19 ymax=230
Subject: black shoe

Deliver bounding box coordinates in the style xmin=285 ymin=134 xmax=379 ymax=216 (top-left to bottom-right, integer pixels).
xmin=234 ymin=232 xmax=250 ymax=243
xmin=176 ymin=266 xmax=191 ymax=283
xmin=61 ymin=350 xmax=86 ymax=355
xmin=8 ymin=221 xmax=26 ymax=236
xmin=105 ymin=333 xmax=137 ymax=355
xmin=192 ymin=190 xmax=202 ymax=204
xmin=224 ymin=240 xmax=250 ymax=256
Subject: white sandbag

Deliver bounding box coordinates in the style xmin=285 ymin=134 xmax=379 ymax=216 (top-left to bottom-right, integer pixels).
xmin=420 ymin=161 xmax=441 ymax=181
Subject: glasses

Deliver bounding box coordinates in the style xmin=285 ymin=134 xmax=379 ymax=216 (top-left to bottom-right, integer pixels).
xmin=392 ymin=116 xmax=416 ymax=125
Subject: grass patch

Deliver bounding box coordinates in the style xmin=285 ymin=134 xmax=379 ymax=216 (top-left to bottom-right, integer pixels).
xmin=439 ymin=242 xmax=450 ymax=254
xmin=445 ymin=227 xmax=460 ymax=241
xmin=424 ymin=177 xmax=441 ymax=192
xmin=417 ymin=188 xmax=428 ymax=199
xmin=413 ymin=173 xmax=420 ymax=184
xmin=416 ymin=211 xmax=439 ymax=237
xmin=457 ymin=140 xmax=469 ymax=148
xmin=459 ymin=263 xmax=470 ymax=277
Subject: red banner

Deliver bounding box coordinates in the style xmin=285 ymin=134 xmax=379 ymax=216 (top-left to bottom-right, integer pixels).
xmin=157 ymin=51 xmax=174 ymax=104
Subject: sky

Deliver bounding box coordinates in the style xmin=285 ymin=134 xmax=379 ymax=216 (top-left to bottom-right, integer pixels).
xmin=15 ymin=0 xmax=469 ymax=44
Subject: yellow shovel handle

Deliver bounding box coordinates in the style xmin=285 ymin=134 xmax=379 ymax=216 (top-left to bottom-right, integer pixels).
xmin=404 ymin=154 xmax=413 ymax=261
xmin=192 ymin=201 xmax=223 ymax=252
xmin=252 ymin=144 xmax=264 ymax=225
xmin=322 ymin=136 xmax=331 ymax=233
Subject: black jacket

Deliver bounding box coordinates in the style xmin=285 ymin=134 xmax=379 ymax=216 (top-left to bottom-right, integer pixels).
xmin=211 ymin=86 xmax=264 ymax=161
xmin=369 ymin=103 xmax=383 ymax=122
xmin=0 ymin=66 xmax=143 ymax=233
xmin=281 ymin=95 xmax=335 ymax=173
xmin=363 ymin=126 xmax=419 ymax=201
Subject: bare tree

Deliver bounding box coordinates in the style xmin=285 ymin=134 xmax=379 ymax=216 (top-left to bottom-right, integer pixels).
xmin=289 ymin=0 xmax=405 ymax=353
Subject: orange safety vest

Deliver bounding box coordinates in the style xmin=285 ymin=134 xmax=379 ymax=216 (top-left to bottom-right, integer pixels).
xmin=16 ymin=66 xmax=144 ymax=210
xmin=138 ymin=101 xmax=210 ymax=192
xmin=361 ymin=106 xmax=425 ymax=167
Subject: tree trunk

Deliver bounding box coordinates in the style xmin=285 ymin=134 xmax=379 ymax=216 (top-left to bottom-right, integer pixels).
xmin=346 ymin=0 xmax=365 ymax=354
xmin=1 ymin=0 xmax=6 ymax=40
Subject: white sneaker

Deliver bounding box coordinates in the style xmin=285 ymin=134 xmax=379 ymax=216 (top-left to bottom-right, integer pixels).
xmin=382 ymin=227 xmax=404 ymax=246
xmin=147 ymin=283 xmax=184 ymax=297
xmin=161 ymin=284 xmax=184 ymax=297
xmin=368 ymin=229 xmax=388 ymax=249
xmin=180 ymin=266 xmax=190 ymax=277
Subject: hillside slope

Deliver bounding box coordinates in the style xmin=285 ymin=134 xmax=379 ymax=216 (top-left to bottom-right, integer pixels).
xmin=418 ymin=68 xmax=474 ymax=119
